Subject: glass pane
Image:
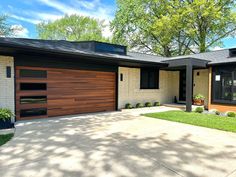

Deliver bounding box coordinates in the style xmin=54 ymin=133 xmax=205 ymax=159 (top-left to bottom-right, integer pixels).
xmin=141 ymin=70 xmax=149 ymax=88
xmin=20 ymin=108 xmax=47 ymax=117
xmin=20 ymin=69 xmax=47 ymax=78
xmin=20 ymin=96 xmax=47 ymax=104
xmin=215 ymin=70 xmax=233 ymax=101
xmin=149 ymin=71 xmax=157 ymax=88
xmin=20 ymin=83 xmax=47 ymax=90
xmin=233 ymin=72 xmax=236 ymax=101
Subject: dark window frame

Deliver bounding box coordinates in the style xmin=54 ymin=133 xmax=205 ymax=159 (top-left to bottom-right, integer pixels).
xmin=20 ymin=108 xmax=47 ymax=118
xmin=20 ymin=96 xmax=47 ymax=104
xmin=20 ymin=69 xmax=47 ymax=78
xmin=20 ymin=83 xmax=47 ymax=91
xmin=212 ymin=65 xmax=236 ymax=105
xmin=140 ymin=68 xmax=159 ymax=89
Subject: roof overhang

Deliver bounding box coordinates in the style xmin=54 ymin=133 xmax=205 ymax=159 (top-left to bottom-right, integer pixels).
xmin=0 ymin=42 xmax=168 ymax=68
xmin=162 ymin=57 xmax=209 ymax=70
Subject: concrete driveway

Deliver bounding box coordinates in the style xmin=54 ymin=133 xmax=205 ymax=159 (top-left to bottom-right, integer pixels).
xmin=0 ymin=108 xmax=236 ymax=177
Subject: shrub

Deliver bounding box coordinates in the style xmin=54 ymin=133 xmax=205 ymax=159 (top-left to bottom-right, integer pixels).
xmin=154 ymin=102 xmax=161 ymax=106
xmin=0 ymin=108 xmax=14 ymax=121
xmin=125 ymin=103 xmax=132 ymax=109
xmin=227 ymin=112 xmax=236 ymax=117
xmin=193 ymin=94 xmax=205 ymax=100
xmin=136 ymin=103 xmax=144 ymax=108
xmin=195 ymin=107 xmax=204 ymax=113
xmin=145 ymin=102 xmax=152 ymax=107
xmin=215 ymin=111 xmax=220 ymax=116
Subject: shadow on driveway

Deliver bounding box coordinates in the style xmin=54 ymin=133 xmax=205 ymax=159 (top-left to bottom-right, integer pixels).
xmin=0 ymin=111 xmax=236 ymax=177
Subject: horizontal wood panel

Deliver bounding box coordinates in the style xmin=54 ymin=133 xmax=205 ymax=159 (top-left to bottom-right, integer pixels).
xmin=209 ymin=104 xmax=236 ymax=112
xmin=16 ymin=66 xmax=116 ymax=120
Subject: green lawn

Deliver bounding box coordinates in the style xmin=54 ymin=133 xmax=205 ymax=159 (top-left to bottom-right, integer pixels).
xmin=0 ymin=134 xmax=13 ymax=146
xmin=144 ymin=111 xmax=236 ymax=133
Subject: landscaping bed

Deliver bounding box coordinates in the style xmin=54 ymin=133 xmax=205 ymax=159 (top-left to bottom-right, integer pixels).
xmin=144 ymin=111 xmax=236 ymax=133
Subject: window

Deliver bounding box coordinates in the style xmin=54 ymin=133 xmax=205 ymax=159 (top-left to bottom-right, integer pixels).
xmin=20 ymin=108 xmax=47 ymax=118
xmin=20 ymin=96 xmax=47 ymax=104
xmin=20 ymin=83 xmax=47 ymax=90
xmin=140 ymin=68 xmax=159 ymax=89
xmin=212 ymin=65 xmax=236 ymax=104
xmin=229 ymin=48 xmax=236 ymax=57
xmin=20 ymin=69 xmax=47 ymax=78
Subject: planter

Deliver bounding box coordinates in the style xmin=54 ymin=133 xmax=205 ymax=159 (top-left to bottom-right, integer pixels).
xmin=193 ymin=99 xmax=204 ymax=106
xmin=0 ymin=119 xmax=14 ymax=129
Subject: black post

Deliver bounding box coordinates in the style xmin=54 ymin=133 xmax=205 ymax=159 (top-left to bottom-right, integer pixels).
xmin=186 ymin=64 xmax=193 ymax=112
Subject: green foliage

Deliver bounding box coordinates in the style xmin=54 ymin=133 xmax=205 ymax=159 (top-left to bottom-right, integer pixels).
xmin=136 ymin=103 xmax=144 ymax=108
xmin=215 ymin=111 xmax=221 ymax=116
xmin=193 ymin=94 xmax=205 ymax=100
xmin=125 ymin=103 xmax=133 ymax=109
xmin=111 ymin=0 xmax=236 ymax=55
xmin=227 ymin=112 xmax=236 ymax=117
xmin=144 ymin=111 xmax=236 ymax=132
xmin=154 ymin=102 xmax=161 ymax=106
xmin=195 ymin=107 xmax=204 ymax=113
xmin=0 ymin=108 xmax=14 ymax=121
xmin=0 ymin=134 xmax=13 ymax=146
xmin=37 ymin=14 xmax=109 ymax=42
xmin=145 ymin=102 xmax=152 ymax=107
xmin=0 ymin=15 xmax=22 ymax=37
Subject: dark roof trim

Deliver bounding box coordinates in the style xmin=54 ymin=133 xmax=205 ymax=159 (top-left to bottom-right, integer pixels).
xmin=0 ymin=42 xmax=168 ymax=68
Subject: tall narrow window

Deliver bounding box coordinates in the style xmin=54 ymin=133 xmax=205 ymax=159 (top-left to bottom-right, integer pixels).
xmin=140 ymin=68 xmax=159 ymax=89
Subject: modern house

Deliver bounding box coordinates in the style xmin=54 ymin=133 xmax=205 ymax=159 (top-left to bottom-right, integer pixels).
xmin=0 ymin=38 xmax=235 ymax=122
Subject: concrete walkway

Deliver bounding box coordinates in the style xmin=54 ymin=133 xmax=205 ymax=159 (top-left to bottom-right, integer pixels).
xmin=0 ymin=108 xmax=236 ymax=177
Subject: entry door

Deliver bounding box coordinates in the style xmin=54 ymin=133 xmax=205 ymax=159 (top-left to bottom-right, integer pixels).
xmin=179 ymin=70 xmax=186 ymax=101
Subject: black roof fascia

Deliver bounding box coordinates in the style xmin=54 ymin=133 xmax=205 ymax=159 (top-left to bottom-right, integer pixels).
xmin=0 ymin=43 xmax=168 ymax=68
xmin=163 ymin=57 xmax=209 ymax=69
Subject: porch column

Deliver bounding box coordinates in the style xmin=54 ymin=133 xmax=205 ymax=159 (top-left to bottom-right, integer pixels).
xmin=186 ymin=64 xmax=193 ymax=112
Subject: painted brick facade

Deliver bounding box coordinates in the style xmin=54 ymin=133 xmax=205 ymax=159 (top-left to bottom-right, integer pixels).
xmin=118 ymin=67 xmax=179 ymax=109
xmin=0 ymin=55 xmax=15 ymax=122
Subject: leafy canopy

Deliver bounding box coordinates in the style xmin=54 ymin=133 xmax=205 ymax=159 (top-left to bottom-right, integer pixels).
xmin=0 ymin=15 xmax=23 ymax=37
xmin=37 ymin=14 xmax=109 ymax=42
xmin=111 ymin=0 xmax=236 ymax=56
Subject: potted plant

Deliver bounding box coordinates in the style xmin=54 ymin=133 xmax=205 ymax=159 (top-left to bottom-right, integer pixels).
xmin=0 ymin=108 xmax=14 ymax=129
xmin=193 ymin=94 xmax=205 ymax=106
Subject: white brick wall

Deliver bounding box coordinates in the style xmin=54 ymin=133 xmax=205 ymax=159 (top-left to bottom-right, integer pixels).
xmin=0 ymin=56 xmax=15 ymax=122
xmin=118 ymin=67 xmax=179 ymax=109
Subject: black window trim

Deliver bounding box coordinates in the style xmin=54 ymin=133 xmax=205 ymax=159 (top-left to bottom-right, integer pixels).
xmin=140 ymin=68 xmax=159 ymax=90
xmin=211 ymin=65 xmax=236 ymax=105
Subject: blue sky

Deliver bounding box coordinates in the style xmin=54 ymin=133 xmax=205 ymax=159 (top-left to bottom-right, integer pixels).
xmin=0 ymin=0 xmax=236 ymax=49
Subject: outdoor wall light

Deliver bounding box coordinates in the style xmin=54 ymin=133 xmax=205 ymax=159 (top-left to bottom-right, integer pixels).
xmin=6 ymin=66 xmax=11 ymax=78
xmin=120 ymin=73 xmax=123 ymax=81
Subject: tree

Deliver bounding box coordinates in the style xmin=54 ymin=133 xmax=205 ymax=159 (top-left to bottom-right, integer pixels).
xmin=0 ymin=15 xmax=23 ymax=37
xmin=37 ymin=14 xmax=109 ymax=42
xmin=111 ymin=0 xmax=236 ymax=56
xmin=185 ymin=0 xmax=236 ymax=52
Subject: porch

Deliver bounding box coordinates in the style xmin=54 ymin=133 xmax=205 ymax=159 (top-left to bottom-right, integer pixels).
xmin=163 ymin=58 xmax=209 ymax=112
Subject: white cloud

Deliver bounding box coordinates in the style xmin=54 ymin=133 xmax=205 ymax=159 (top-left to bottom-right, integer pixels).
xmin=212 ymin=46 xmax=224 ymax=51
xmin=11 ymin=15 xmax=40 ymax=24
xmin=10 ymin=0 xmax=115 ymax=38
xmin=36 ymin=0 xmax=79 ymax=15
xmin=11 ymin=24 xmax=29 ymax=37
xmin=36 ymin=0 xmax=114 ymax=21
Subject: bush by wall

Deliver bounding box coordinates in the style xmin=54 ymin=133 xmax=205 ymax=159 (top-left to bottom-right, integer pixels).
xmin=195 ymin=107 xmax=204 ymax=113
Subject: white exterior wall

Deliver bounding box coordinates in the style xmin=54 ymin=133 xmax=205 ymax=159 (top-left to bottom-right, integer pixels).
xmin=193 ymin=69 xmax=209 ymax=106
xmin=118 ymin=67 xmax=179 ymax=109
xmin=0 ymin=56 xmax=15 ymax=122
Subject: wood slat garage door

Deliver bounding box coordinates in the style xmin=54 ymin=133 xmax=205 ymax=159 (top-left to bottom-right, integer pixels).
xmin=16 ymin=66 xmax=116 ymax=120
